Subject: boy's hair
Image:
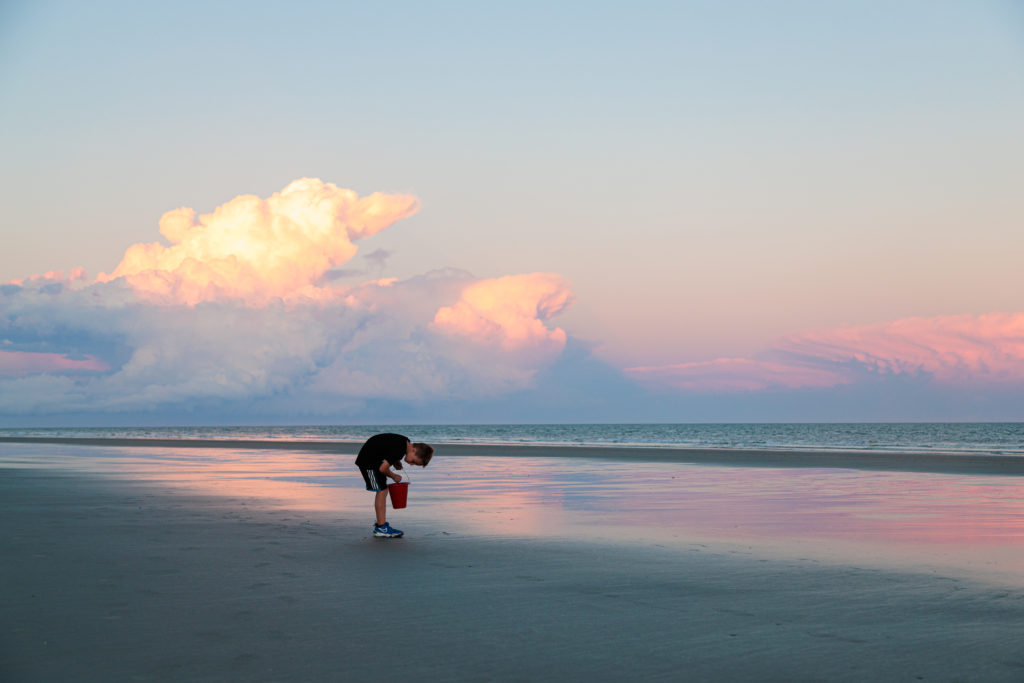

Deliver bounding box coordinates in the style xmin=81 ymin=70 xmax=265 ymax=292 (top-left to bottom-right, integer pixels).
xmin=413 ymin=442 xmax=434 ymax=467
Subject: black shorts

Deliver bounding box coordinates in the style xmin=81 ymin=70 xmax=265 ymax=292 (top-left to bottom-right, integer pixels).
xmin=359 ymin=466 xmax=388 ymax=492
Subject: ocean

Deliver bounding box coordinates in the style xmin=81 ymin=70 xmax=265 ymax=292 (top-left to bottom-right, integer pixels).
xmin=2 ymin=423 xmax=1023 ymax=456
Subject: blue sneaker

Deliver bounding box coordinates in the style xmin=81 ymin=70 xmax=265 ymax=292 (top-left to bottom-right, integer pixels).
xmin=373 ymin=522 xmax=403 ymax=538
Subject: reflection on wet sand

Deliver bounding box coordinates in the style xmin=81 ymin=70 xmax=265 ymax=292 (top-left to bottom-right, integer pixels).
xmin=5 ymin=443 xmax=1024 ymax=583
xmin=1 ymin=443 xmax=363 ymax=514
xmin=420 ymin=458 xmax=1024 ymax=582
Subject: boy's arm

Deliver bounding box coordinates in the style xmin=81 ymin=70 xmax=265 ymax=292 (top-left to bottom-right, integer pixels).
xmin=378 ymin=460 xmax=402 ymax=482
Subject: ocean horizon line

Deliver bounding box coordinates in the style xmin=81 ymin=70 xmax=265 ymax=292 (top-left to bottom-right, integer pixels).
xmin=5 ymin=432 xmax=1024 ymax=477
xmin=3 ymin=422 xmax=1024 ymax=455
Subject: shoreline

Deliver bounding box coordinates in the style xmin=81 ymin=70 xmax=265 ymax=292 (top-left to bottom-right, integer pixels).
xmin=3 ymin=435 xmax=1024 ymax=476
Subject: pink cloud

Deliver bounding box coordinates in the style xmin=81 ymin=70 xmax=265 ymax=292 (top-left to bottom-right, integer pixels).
xmin=626 ymin=312 xmax=1024 ymax=393
xmin=96 ymin=178 xmax=419 ymax=306
xmin=8 ymin=268 xmax=87 ymax=286
xmin=432 ymin=273 xmax=574 ymax=353
xmin=626 ymin=357 xmax=847 ymax=392
xmin=776 ymin=312 xmax=1024 ymax=382
xmin=0 ymin=350 xmax=109 ymax=377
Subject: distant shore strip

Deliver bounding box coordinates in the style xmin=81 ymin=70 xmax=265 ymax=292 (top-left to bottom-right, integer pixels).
xmin=3 ymin=436 xmax=1024 ymax=476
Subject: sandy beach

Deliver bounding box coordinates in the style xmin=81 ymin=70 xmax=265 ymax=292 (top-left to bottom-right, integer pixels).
xmin=4 ymin=441 xmax=1024 ymax=681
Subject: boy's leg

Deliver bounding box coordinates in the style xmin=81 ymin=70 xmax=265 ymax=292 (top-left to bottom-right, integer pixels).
xmin=359 ymin=467 xmax=389 ymax=526
xmin=374 ymin=489 xmax=388 ymax=526
xmin=360 ymin=467 xmax=400 ymax=536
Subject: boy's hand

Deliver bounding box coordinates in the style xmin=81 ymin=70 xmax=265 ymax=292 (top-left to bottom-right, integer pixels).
xmin=391 ymin=473 xmax=403 ymax=483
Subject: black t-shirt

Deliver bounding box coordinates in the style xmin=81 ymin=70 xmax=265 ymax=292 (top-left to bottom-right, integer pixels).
xmin=355 ymin=433 xmax=409 ymax=471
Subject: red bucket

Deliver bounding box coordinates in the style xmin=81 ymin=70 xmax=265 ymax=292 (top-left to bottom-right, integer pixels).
xmin=388 ymin=482 xmax=409 ymax=509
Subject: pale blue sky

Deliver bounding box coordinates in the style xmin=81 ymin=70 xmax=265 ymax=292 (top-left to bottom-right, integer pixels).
xmin=1 ymin=1 xmax=1023 ymax=422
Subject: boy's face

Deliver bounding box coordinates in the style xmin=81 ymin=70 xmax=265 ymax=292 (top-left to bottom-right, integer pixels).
xmin=405 ymin=453 xmax=426 ymax=467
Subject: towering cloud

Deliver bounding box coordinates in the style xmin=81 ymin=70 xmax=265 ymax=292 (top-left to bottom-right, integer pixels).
xmin=432 ymin=273 xmax=573 ymax=354
xmin=0 ymin=179 xmax=575 ymax=416
xmin=96 ymin=178 xmax=420 ymax=305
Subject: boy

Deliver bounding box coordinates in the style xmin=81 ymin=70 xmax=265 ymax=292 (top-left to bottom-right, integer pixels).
xmin=355 ymin=433 xmax=434 ymax=538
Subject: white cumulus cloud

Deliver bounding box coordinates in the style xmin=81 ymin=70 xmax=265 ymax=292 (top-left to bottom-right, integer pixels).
xmin=96 ymin=178 xmax=420 ymax=305
xmin=0 ymin=180 xmax=574 ymax=417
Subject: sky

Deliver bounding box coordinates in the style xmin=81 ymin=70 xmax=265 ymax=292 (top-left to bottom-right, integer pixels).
xmin=1 ymin=0 xmax=1022 ymax=425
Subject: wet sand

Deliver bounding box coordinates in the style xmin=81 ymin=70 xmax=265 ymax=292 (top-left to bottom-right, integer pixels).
xmin=4 ymin=460 xmax=1024 ymax=681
